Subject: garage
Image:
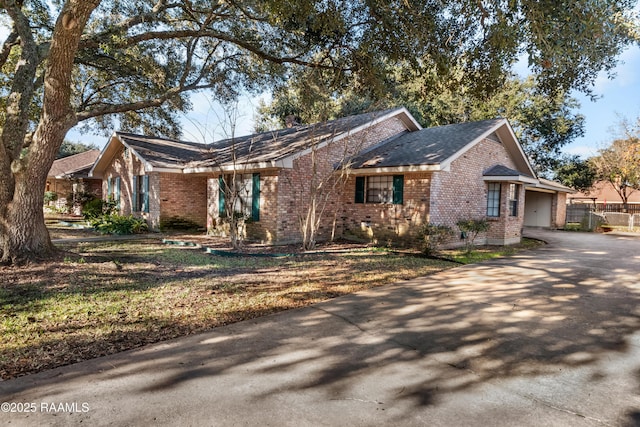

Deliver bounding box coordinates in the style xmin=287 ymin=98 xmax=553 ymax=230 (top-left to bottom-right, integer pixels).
xmin=524 ymin=190 xmax=553 ymax=227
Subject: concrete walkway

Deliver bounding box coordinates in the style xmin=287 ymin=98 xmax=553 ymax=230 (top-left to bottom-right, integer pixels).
xmin=2 ymin=229 xmax=640 ymax=426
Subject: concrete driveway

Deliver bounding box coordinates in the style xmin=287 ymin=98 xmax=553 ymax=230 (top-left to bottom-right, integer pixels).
xmin=2 ymin=229 xmax=640 ymax=426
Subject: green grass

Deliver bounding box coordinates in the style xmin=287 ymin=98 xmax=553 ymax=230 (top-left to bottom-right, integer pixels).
xmin=441 ymin=238 xmax=545 ymax=264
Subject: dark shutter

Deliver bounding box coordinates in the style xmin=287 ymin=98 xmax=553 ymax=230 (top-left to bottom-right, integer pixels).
xmin=218 ymin=176 xmax=225 ymax=216
xmin=355 ymin=176 xmax=365 ymax=203
xmin=392 ymin=175 xmax=404 ymax=205
xmin=142 ymin=175 xmax=149 ymax=213
xmin=132 ymin=175 xmax=138 ymax=212
xmin=251 ymin=173 xmax=260 ymax=221
xmin=115 ymin=177 xmax=121 ymax=209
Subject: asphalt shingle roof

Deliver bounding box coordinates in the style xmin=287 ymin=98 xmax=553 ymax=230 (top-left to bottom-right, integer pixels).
xmin=483 ymin=164 xmax=532 ymax=177
xmin=114 ymin=133 xmax=209 ymax=169
xmin=111 ymin=109 xmax=403 ymax=170
xmin=49 ymin=149 xmax=101 ymax=177
xmin=194 ymin=109 xmax=400 ymax=168
xmin=349 ymin=118 xmax=505 ymax=169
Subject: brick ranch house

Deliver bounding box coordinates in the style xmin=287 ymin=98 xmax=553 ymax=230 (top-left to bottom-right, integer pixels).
xmin=89 ymin=107 xmax=570 ymax=246
xmin=46 ymin=149 xmax=102 ymax=212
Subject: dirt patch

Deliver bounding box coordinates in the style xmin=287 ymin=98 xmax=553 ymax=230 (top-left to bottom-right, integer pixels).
xmin=159 ymin=232 xmax=377 ymax=255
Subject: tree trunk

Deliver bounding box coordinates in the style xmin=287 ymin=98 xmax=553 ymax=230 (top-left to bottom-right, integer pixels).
xmin=1 ymin=185 xmax=54 ymax=265
xmin=0 ymin=0 xmax=101 ymax=264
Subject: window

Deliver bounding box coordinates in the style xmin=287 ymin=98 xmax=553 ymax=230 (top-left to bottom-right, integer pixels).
xmin=508 ymin=183 xmax=519 ymax=216
xmin=486 ymin=183 xmax=501 ymax=217
xmin=355 ymin=175 xmax=403 ymax=204
xmin=133 ymin=175 xmax=149 ymax=213
xmin=219 ymin=173 xmax=260 ymax=221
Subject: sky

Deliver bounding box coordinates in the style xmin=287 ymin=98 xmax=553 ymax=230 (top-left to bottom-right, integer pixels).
xmin=563 ymin=44 xmax=640 ymax=158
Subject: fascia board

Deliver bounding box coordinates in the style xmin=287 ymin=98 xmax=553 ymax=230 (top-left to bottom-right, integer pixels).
xmin=497 ymin=120 xmax=537 ymax=178
xmin=89 ymin=133 xmax=152 ymax=177
xmin=89 ymin=133 xmax=119 ymax=177
xmin=526 ymin=182 xmax=576 ymax=193
xmin=183 ymin=159 xmax=292 ymax=174
xmin=347 ymin=164 xmax=441 ymax=175
xmin=148 ymin=167 xmax=184 ymax=173
xmin=483 ymin=175 xmax=539 ymax=184
xmin=439 ymin=119 xmax=537 ymax=180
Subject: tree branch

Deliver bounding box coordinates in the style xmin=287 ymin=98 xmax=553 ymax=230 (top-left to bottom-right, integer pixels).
xmin=117 ymin=29 xmax=343 ymax=69
xmin=0 ymin=0 xmax=39 ymax=156
xmin=75 ymin=82 xmax=219 ymax=122
xmin=0 ymin=29 xmax=19 ymax=70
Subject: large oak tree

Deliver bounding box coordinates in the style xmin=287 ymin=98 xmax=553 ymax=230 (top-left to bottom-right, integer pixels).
xmin=0 ymin=0 xmax=637 ymax=264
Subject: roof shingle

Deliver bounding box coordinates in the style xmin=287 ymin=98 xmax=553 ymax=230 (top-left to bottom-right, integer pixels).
xmin=48 ymin=149 xmax=101 ymax=178
xmin=349 ymin=119 xmax=505 ymax=169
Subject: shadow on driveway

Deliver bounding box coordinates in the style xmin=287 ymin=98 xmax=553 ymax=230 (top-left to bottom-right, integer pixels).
xmin=2 ymin=229 xmax=640 ymax=426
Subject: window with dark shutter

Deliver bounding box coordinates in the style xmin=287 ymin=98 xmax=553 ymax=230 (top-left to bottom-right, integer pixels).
xmin=392 ymin=175 xmax=404 ymax=205
xmin=251 ymin=173 xmax=260 ymax=221
xmin=355 ymin=176 xmax=365 ymax=203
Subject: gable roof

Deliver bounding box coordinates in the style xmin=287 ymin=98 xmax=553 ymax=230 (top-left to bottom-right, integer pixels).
xmin=348 ymin=118 xmax=536 ymax=177
xmin=116 ymin=133 xmax=208 ymax=168
xmin=90 ymin=133 xmax=209 ymax=177
xmin=90 ymin=107 xmax=420 ymax=176
xmin=482 ymin=164 xmax=538 ymax=184
xmin=49 ymin=149 xmax=101 ymax=178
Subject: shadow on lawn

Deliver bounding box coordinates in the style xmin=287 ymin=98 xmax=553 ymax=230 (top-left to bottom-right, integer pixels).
xmin=2 ymin=232 xmax=640 ymax=425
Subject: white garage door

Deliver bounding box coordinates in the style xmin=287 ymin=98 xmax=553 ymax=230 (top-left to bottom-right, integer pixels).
xmin=524 ymin=191 xmax=553 ymax=227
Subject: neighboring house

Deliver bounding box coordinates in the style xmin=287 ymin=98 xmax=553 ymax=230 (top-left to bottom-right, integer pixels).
xmin=46 ymin=149 xmax=102 ymax=211
xmin=89 ymin=107 xmax=570 ymax=246
xmin=570 ymin=181 xmax=640 ymax=212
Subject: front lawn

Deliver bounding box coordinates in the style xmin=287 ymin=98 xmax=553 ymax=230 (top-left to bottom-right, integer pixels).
xmin=1 ymin=238 xmax=456 ymax=379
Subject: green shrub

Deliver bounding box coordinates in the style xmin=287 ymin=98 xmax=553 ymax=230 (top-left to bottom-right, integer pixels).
xmin=82 ymin=198 xmax=117 ymax=220
xmin=417 ymin=223 xmax=454 ymax=255
xmin=43 ymin=191 xmax=58 ymax=204
xmin=89 ymin=214 xmax=148 ymax=235
xmin=456 ymin=218 xmax=490 ymax=251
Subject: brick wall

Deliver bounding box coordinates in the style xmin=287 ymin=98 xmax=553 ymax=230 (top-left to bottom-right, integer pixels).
xmin=427 ymin=137 xmax=525 ymax=246
xmin=207 ymin=115 xmax=412 ymax=244
xmin=102 ymin=145 xmax=208 ymax=230
xmin=341 ymin=172 xmax=431 ymax=245
xmin=103 ymin=146 xmax=144 ymax=215
xmin=275 ymin=116 xmax=410 ymax=243
xmin=339 ymin=133 xmax=530 ymax=247
xmin=158 ymin=173 xmax=208 ymax=228
xmin=483 ymin=182 xmax=526 ymax=245
xmin=552 ymin=192 xmax=567 ymax=228
xmin=207 ymin=171 xmax=280 ymax=243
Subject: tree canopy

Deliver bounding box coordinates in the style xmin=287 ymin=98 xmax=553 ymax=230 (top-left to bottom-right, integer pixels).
xmin=589 ymin=126 xmax=640 ymax=208
xmin=56 ymin=140 xmax=98 ymax=159
xmin=552 ymin=155 xmax=597 ymax=193
xmin=0 ymin=0 xmax=638 ymax=263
